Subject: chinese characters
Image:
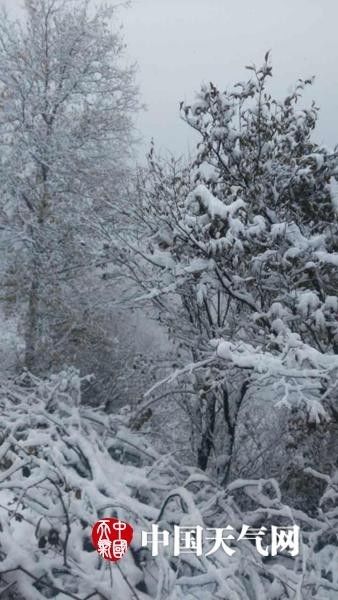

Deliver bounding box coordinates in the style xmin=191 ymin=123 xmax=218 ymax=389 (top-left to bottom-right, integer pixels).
xmin=141 ymin=523 xmax=300 ymax=557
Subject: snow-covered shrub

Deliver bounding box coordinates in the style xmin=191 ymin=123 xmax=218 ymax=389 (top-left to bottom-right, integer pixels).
xmin=0 ymin=370 xmax=337 ymax=599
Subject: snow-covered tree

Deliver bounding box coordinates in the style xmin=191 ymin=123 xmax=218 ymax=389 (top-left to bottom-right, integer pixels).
xmin=0 ymin=0 xmax=139 ymax=373
xmin=114 ymin=56 xmax=338 ymax=483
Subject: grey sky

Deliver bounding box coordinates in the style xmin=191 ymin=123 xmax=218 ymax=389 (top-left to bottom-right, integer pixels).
xmin=123 ymin=0 xmax=338 ymax=157
xmin=2 ymin=0 xmax=338 ymax=158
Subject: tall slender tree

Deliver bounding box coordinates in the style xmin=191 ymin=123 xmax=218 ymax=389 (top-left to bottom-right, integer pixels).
xmin=0 ymin=0 xmax=139 ymax=372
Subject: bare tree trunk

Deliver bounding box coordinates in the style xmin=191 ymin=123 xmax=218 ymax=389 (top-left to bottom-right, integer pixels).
xmin=24 ymin=192 xmax=47 ymax=373
xmin=24 ymin=263 xmax=40 ymax=373
xmin=196 ymin=390 xmax=217 ymax=471
xmin=222 ymin=379 xmax=250 ymax=485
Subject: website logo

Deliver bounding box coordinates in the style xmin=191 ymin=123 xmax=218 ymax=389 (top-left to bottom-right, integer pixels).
xmin=91 ymin=518 xmax=134 ymax=562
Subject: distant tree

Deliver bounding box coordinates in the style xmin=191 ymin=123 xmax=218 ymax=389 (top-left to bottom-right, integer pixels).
xmin=0 ymin=0 xmax=139 ymax=373
xmin=115 ymin=55 xmax=338 ymax=480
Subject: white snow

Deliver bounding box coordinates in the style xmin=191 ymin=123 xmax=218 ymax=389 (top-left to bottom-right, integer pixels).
xmin=186 ymin=184 xmax=246 ymax=220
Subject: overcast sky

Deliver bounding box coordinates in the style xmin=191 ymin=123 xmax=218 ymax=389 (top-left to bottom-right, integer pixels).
xmin=2 ymin=0 xmax=338 ymax=158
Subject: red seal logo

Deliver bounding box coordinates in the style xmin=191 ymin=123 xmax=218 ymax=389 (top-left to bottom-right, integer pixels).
xmin=91 ymin=518 xmax=134 ymax=562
